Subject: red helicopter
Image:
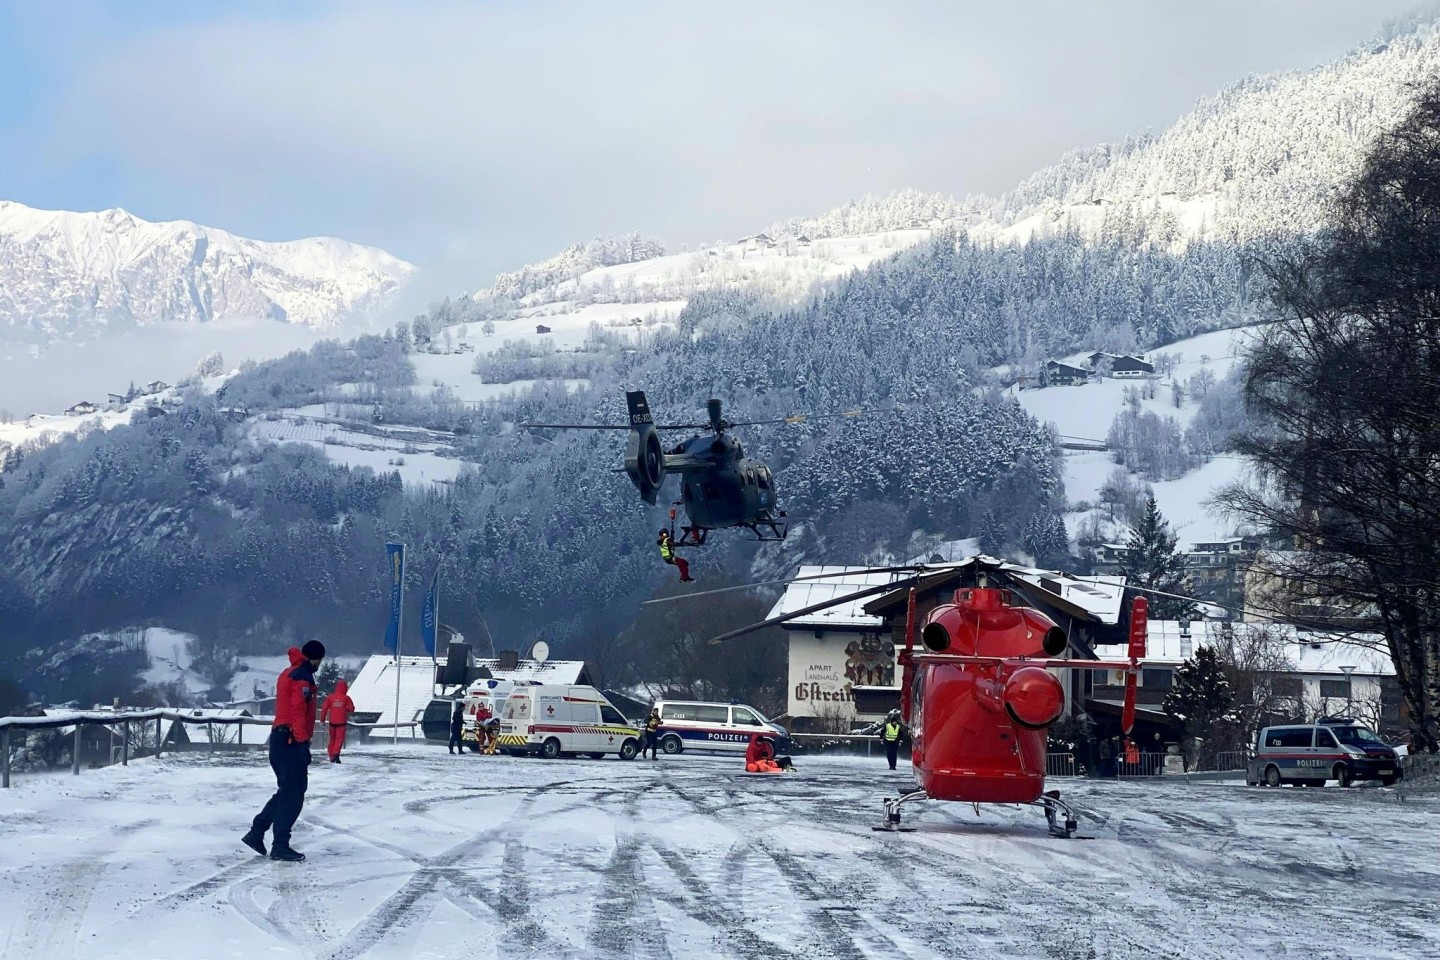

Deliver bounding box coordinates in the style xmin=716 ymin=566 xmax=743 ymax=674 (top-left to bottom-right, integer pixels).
xmin=703 ymin=558 xmax=1149 ymax=837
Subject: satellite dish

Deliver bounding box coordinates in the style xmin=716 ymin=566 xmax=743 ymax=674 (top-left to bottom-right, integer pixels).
xmin=531 ymin=641 xmax=550 ymax=664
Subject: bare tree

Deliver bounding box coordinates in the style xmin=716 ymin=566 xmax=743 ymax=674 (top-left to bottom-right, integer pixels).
xmin=1215 ymin=81 xmax=1440 ymax=752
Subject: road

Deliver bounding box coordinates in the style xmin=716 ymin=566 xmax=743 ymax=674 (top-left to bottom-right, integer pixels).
xmin=0 ymin=746 xmax=1436 ymax=959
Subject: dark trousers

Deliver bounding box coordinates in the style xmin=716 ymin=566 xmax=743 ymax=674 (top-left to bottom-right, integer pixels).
xmin=643 ymin=731 xmax=659 ymax=758
xmin=252 ymin=729 xmax=309 ymax=845
xmin=885 ymin=739 xmax=899 ymax=770
xmin=449 ymin=730 xmax=462 ymax=753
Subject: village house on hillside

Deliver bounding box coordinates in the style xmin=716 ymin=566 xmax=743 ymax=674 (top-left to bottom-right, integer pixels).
xmin=1086 ymin=352 xmax=1155 ymax=379
xmin=65 ymin=401 xmax=98 ymax=416
xmin=144 ymin=380 xmax=170 ymax=394
xmin=1041 ymin=359 xmax=1091 ymax=387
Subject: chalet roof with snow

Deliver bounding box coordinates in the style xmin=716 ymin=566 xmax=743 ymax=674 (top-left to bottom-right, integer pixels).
xmin=1110 ymin=355 xmax=1154 ymax=373
xmin=766 ymin=566 xmax=903 ymax=630
xmin=1093 ymin=621 xmax=1394 ymax=676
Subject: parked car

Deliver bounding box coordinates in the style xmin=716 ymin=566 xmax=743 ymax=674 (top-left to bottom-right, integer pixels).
xmin=650 ymin=700 xmax=789 ymax=755
xmin=1246 ymin=717 xmax=1402 ymax=788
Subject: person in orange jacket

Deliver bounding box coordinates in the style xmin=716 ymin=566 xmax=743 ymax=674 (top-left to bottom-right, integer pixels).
xmin=321 ymin=678 xmax=355 ymax=764
xmin=743 ymin=732 xmax=793 ymax=773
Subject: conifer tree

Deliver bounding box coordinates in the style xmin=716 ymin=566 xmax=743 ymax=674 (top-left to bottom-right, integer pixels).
xmin=1121 ymin=496 xmax=1199 ymax=618
xmin=1163 ymin=646 xmax=1233 ymax=747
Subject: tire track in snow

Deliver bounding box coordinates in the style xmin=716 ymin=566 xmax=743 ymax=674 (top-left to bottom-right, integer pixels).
xmin=318 ymin=780 xmax=601 ymax=960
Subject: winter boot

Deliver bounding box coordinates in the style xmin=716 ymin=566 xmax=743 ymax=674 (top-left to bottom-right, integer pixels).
xmin=241 ymin=830 xmax=267 ymax=857
xmin=269 ymin=843 xmax=305 ymax=862
xmin=331 ymin=756 xmax=341 ymax=763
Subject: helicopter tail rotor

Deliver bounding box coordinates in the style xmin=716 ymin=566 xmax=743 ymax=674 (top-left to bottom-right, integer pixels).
xmin=623 ymin=391 xmax=665 ymax=505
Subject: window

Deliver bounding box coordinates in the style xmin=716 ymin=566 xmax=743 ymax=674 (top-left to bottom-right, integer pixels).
xmin=1266 ymin=728 xmax=1313 ymax=748
xmin=731 ymin=707 xmax=761 ymax=726
xmin=662 ymin=704 xmax=696 ymax=721
xmin=1329 ymin=724 xmax=1383 ymax=746
xmin=600 ymin=705 xmax=626 ymax=725
xmin=1270 ymin=677 xmax=1303 ymax=699
xmin=693 ymin=705 xmax=729 ymax=724
xmin=1319 ymin=679 xmax=1350 ymax=699
xmin=1314 ymin=728 xmax=1338 ymax=749
xmin=1144 ymin=668 xmax=1174 ymax=692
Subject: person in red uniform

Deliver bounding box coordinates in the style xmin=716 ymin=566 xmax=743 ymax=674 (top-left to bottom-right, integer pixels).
xmin=321 ymin=678 xmax=355 ymax=763
xmin=242 ymin=640 xmax=324 ymax=862
xmin=743 ymin=733 xmax=793 ymax=773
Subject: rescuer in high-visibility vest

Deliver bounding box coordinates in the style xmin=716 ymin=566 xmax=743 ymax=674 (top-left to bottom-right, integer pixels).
xmin=878 ymin=710 xmax=907 ymax=771
xmin=657 ymin=529 xmax=694 ymax=583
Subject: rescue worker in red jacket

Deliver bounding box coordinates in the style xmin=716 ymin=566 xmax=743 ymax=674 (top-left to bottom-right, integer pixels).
xmin=243 ymin=640 xmax=324 ymax=862
xmin=321 ymin=678 xmax=355 ymax=764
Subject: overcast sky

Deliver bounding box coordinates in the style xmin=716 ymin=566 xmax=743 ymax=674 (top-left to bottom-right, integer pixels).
xmin=0 ymin=1 xmax=1421 ymax=292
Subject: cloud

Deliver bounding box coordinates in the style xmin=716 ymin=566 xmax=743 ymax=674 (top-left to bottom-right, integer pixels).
xmin=34 ymin=0 xmax=1419 ymax=290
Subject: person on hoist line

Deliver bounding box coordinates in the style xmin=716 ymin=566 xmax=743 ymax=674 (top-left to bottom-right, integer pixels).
xmin=657 ymin=529 xmax=694 ymax=583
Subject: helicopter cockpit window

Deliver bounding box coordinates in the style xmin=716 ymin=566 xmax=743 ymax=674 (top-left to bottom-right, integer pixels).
xmin=757 ymin=469 xmax=770 ymax=490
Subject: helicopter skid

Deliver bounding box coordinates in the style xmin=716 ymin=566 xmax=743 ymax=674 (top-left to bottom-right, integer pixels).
xmin=873 ymin=789 xmax=1084 ymax=838
xmin=872 ymin=789 xmax=927 ymax=832
xmin=741 ymin=518 xmax=789 ymax=542
xmin=673 ymin=526 xmax=709 ymax=547
xmin=1030 ymin=790 xmax=1082 ymax=839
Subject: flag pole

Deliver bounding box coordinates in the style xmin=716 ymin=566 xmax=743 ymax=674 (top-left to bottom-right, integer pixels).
xmin=394 ymin=561 xmax=405 ymax=746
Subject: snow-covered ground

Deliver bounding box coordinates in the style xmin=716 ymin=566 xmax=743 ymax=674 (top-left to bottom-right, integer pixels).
xmin=410 ymin=351 xmax=590 ymax=403
xmin=248 ymin=415 xmax=465 ymax=487
xmin=1011 ymin=326 xmax=1263 ymax=546
xmin=2 ymin=748 xmax=1435 ymax=959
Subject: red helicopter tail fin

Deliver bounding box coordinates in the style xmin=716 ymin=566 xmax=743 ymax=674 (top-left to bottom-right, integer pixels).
xmin=1121 ymin=595 xmax=1147 ymax=736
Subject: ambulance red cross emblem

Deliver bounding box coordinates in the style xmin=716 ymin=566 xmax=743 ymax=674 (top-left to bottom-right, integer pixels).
xmin=546 ymin=705 xmax=555 ymax=716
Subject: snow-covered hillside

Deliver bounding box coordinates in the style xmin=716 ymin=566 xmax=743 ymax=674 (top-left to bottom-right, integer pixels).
xmin=1012 ymin=326 xmax=1262 ymax=546
xmin=0 ymin=200 xmax=416 ymax=343
xmin=460 ymin=228 xmax=938 ymax=362
xmin=976 ymin=27 xmax=1440 ymax=247
xmin=454 ymin=25 xmax=1440 ymax=372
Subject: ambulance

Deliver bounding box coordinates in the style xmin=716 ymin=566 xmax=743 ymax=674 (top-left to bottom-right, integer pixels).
xmin=460 ymin=678 xmax=514 ymax=752
xmin=498 ymin=683 xmax=642 ymax=760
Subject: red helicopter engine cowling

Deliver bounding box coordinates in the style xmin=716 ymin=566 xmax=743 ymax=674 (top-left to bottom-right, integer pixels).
xmin=1002 ymin=667 xmax=1065 ymax=729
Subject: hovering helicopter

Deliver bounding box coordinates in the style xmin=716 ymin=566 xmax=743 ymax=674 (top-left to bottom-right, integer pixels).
xmin=703 ymin=556 xmax=1149 ymax=837
xmin=521 ymin=390 xmax=859 ymax=545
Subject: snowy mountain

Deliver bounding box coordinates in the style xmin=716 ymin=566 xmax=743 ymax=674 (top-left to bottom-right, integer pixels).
xmin=452 ymin=26 xmax=1440 ymax=363
xmin=975 ymin=26 xmax=1440 ymax=247
xmin=0 ymin=201 xmax=416 ymax=343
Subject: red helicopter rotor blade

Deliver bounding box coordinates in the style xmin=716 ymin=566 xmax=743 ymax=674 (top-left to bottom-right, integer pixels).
xmin=642 ymin=564 xmax=922 ymax=606
xmin=706 ymin=576 xmax=919 ymax=644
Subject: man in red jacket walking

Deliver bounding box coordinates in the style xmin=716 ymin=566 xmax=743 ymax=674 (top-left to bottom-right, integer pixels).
xmin=243 ymin=640 xmax=324 ymax=862
xmin=321 ymin=678 xmax=355 ymax=763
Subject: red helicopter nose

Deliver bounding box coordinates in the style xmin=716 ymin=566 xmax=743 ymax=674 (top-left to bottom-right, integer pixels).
xmin=1003 ymin=667 xmax=1065 ymax=729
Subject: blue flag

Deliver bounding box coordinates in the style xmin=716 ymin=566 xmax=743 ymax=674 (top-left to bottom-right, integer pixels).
xmin=421 ymin=568 xmax=439 ymax=658
xmin=383 ymin=542 xmax=405 ymax=654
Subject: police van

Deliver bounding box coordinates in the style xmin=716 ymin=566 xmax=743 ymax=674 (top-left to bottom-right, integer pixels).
xmin=1245 ymin=717 xmax=1402 ymax=788
xmin=498 ymin=684 xmax=641 ymax=760
xmin=651 ymin=700 xmax=789 ymax=755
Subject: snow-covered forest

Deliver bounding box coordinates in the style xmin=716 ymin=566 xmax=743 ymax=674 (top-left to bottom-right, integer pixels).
xmin=4 ymin=13 xmax=1439 ymax=705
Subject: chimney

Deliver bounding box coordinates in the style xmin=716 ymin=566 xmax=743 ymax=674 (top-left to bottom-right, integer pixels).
xmin=497 ymin=649 xmax=520 ymax=670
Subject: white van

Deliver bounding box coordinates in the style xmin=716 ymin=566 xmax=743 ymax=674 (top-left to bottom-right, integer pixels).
xmin=499 ymin=684 xmax=642 ymax=760
xmin=651 ymin=700 xmax=789 ymax=755
xmin=460 ymin=678 xmax=514 ymax=750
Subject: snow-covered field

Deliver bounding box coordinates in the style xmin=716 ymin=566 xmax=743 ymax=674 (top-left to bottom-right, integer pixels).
xmin=2 ymin=748 xmax=1435 ymax=959
xmin=249 ymin=416 xmax=465 ymax=487
xmin=1011 ymin=326 xmax=1263 ymax=545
